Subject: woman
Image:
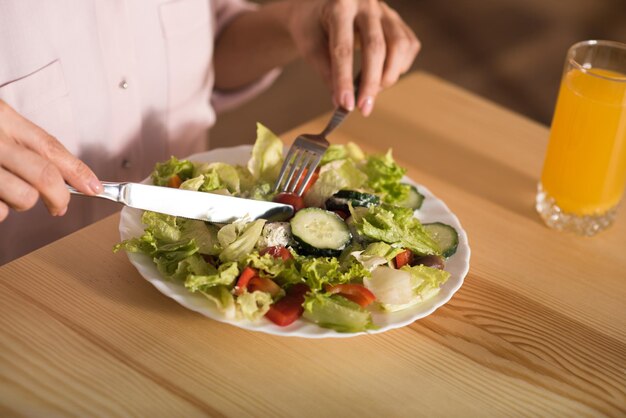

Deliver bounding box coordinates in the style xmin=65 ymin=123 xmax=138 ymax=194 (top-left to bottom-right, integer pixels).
xmin=0 ymin=0 xmax=419 ymax=264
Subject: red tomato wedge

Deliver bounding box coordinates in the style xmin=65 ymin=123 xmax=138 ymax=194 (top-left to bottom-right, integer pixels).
xmin=167 ymin=174 xmax=182 ymax=188
xmin=234 ymin=267 xmax=258 ymax=296
xmin=247 ymin=276 xmax=282 ymax=297
xmin=325 ymin=284 xmax=376 ymax=308
xmin=265 ymin=283 xmax=310 ymax=327
xmin=394 ymin=249 xmax=414 ymax=269
xmin=273 ymin=193 xmax=304 ymax=212
xmin=260 ymin=245 xmax=293 ymax=261
xmin=297 ymin=168 xmax=319 ymax=195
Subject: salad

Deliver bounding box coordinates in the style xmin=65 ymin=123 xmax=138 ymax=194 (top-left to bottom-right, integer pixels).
xmin=115 ymin=123 xmax=459 ymax=333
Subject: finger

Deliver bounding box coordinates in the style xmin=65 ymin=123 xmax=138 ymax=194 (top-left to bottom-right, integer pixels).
xmin=398 ymin=20 xmax=421 ymax=73
xmin=0 ymin=141 xmax=69 ymax=215
xmin=380 ymin=7 xmax=414 ymax=88
xmin=0 ymin=166 xmax=39 ymax=212
xmin=356 ymin=10 xmax=386 ymax=116
xmin=0 ymin=200 xmax=8 ymax=222
xmin=327 ymin=2 xmax=357 ymax=110
xmin=3 ymin=102 xmax=102 ymax=195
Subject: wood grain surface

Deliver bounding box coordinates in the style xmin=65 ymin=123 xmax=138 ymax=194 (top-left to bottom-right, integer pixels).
xmin=0 ymin=72 xmax=624 ymax=417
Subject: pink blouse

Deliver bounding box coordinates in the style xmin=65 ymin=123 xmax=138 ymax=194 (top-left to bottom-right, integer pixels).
xmin=0 ymin=0 xmax=279 ymax=265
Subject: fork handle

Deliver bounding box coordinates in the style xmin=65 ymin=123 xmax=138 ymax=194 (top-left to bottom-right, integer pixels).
xmin=320 ymin=72 xmax=362 ymax=138
xmin=66 ymin=182 xmax=126 ymax=203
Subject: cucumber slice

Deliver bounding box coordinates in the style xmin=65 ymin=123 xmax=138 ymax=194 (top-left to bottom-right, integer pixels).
xmin=397 ymin=184 xmax=424 ymax=210
xmin=325 ymin=190 xmax=380 ymax=212
xmin=423 ymin=222 xmax=458 ymax=257
xmin=290 ymin=208 xmax=352 ymax=257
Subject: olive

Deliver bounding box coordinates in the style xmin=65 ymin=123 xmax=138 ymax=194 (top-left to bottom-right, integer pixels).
xmin=412 ymin=255 xmax=445 ymax=270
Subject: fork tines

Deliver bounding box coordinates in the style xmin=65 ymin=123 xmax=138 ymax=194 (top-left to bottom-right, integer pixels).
xmin=274 ymin=136 xmax=327 ymax=196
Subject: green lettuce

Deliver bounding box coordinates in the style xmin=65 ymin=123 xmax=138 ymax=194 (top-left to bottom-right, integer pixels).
xmin=199 ymin=285 xmax=236 ymax=319
xmin=303 ymin=159 xmax=367 ymax=208
xmin=299 ymin=256 xmax=370 ymax=291
xmin=247 ymin=122 xmax=284 ymax=182
xmin=179 ymin=219 xmax=221 ymax=255
xmin=236 ymin=291 xmax=273 ymax=321
xmin=217 ymin=219 xmax=266 ymax=262
xmin=320 ymin=142 xmax=365 ymax=165
xmin=303 ymin=293 xmax=373 ymax=333
xmin=184 ymin=261 xmax=239 ymax=292
xmin=151 ymin=156 xmax=195 ymax=186
xmin=363 ymin=150 xmax=411 ymax=204
xmin=243 ymin=252 xmax=301 ymax=285
xmin=352 ymin=204 xmax=440 ymax=256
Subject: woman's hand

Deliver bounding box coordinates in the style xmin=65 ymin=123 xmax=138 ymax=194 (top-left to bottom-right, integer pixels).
xmin=286 ymin=0 xmax=420 ymax=116
xmin=0 ymin=100 xmax=102 ymax=222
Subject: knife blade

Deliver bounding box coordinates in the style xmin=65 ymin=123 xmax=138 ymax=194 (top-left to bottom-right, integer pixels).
xmin=67 ymin=182 xmax=294 ymax=223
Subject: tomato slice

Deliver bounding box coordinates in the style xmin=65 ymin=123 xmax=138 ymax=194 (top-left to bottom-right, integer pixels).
xmin=260 ymin=245 xmax=293 ymax=261
xmin=325 ymin=284 xmax=376 ymax=308
xmin=247 ymin=276 xmax=282 ymax=297
xmin=273 ymin=193 xmax=304 ymax=212
xmin=394 ymin=249 xmax=414 ymax=269
xmin=297 ymin=168 xmax=319 ymax=195
xmin=167 ymin=174 xmax=182 ymax=188
xmin=265 ymin=283 xmax=310 ymax=327
xmin=234 ymin=267 xmax=258 ymax=296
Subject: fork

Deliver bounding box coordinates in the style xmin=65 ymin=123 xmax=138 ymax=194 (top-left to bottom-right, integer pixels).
xmin=274 ymin=75 xmax=361 ymax=196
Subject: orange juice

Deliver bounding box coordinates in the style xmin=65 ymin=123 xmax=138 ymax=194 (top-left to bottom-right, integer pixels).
xmin=540 ymin=68 xmax=626 ymax=215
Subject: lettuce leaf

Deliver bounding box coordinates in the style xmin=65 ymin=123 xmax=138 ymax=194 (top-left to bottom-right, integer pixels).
xmin=299 ymin=256 xmax=370 ymax=290
xmin=247 ymin=122 xmax=284 ymax=182
xmin=303 ymin=293 xmax=373 ymax=333
xmin=352 ymin=204 xmax=440 ymax=256
xmin=243 ymin=252 xmax=301 ymax=285
xmin=363 ymin=150 xmax=411 ymax=205
xmin=218 ymin=219 xmax=266 ymax=262
xmin=151 ymin=156 xmax=194 ymax=186
xmin=199 ymin=285 xmax=236 ymax=319
xmin=179 ymin=219 xmax=221 ymax=255
xmin=236 ymin=291 xmax=273 ymax=321
xmin=184 ymin=261 xmax=239 ymax=291
xmin=320 ymin=142 xmax=365 ymax=165
xmin=303 ymin=159 xmax=367 ymax=208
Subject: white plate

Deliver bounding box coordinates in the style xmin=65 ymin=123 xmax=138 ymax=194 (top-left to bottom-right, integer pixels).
xmin=119 ymin=145 xmax=471 ymax=338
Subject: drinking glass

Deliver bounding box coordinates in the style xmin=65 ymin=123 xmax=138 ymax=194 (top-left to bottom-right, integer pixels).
xmin=536 ymin=40 xmax=626 ymax=236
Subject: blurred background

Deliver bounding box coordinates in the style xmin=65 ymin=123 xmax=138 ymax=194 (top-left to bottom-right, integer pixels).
xmin=210 ymin=0 xmax=626 ymax=148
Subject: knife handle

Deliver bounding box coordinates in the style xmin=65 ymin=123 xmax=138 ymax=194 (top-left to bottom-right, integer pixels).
xmin=66 ymin=182 xmax=127 ymax=203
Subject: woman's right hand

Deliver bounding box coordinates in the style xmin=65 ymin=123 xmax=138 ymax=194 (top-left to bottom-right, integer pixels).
xmin=0 ymin=99 xmax=102 ymax=222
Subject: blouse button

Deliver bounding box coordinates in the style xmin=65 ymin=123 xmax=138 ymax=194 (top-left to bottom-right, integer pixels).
xmin=119 ymin=80 xmax=129 ymax=89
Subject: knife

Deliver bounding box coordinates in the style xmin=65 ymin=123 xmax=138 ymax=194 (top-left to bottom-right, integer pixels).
xmin=67 ymin=182 xmax=294 ymax=223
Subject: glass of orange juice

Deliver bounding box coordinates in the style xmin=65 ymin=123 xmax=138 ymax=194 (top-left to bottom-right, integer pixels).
xmin=536 ymin=40 xmax=626 ymax=236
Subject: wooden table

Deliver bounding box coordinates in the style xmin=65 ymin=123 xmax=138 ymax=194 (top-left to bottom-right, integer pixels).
xmin=1 ymin=72 xmax=624 ymax=417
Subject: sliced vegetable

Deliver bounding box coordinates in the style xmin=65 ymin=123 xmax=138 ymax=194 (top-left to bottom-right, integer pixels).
xmin=259 ymin=245 xmax=293 ymax=261
xmin=394 ymin=249 xmax=414 ymax=268
xmin=413 ymin=254 xmax=445 ymax=270
xmin=167 ymin=174 xmax=182 ymax=188
xmin=247 ymin=276 xmax=282 ymax=297
xmin=325 ymin=284 xmax=376 ymax=308
xmin=290 ymin=208 xmax=351 ymax=257
xmin=273 ymin=192 xmax=305 ymax=212
xmin=265 ymin=283 xmax=309 ymax=326
xmin=396 ymin=184 xmax=424 ymax=210
xmin=303 ymin=293 xmax=373 ymax=332
xmin=423 ymin=222 xmax=458 ymax=257
xmin=234 ymin=267 xmax=258 ymax=295
xmin=325 ymin=190 xmax=380 ymax=212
